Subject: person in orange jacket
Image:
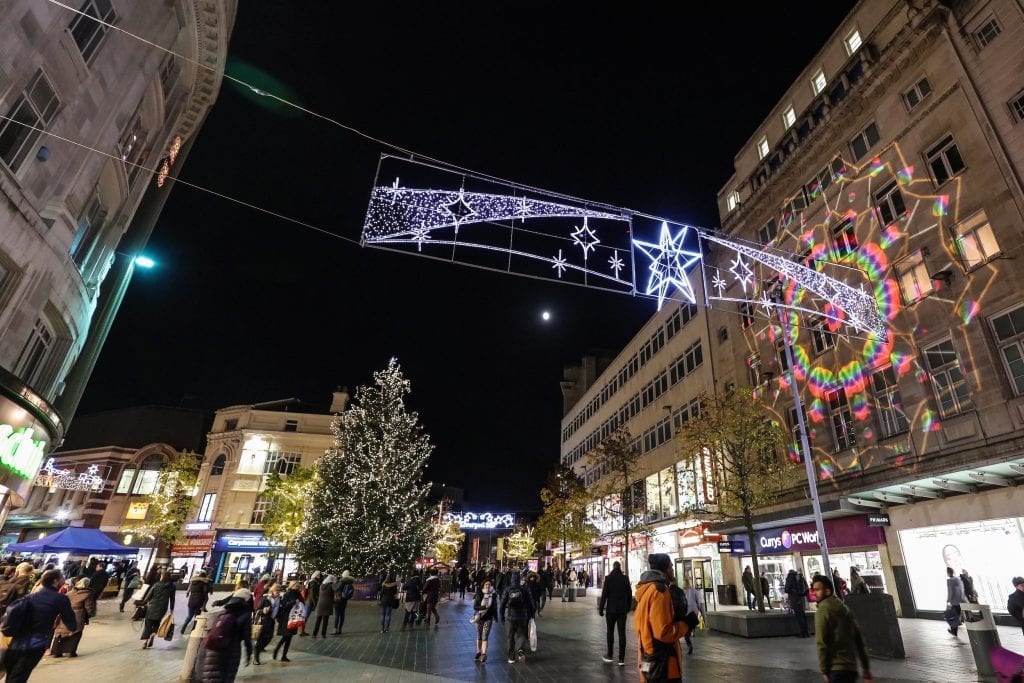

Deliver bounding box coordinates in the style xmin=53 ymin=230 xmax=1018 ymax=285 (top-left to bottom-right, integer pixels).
xmin=633 ymin=553 xmax=689 ymax=682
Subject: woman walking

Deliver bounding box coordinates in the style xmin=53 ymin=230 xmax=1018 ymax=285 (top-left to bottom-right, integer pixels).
xmin=379 ymin=573 xmax=399 ymax=633
xmin=272 ymin=581 xmax=303 ymax=662
xmin=140 ymin=570 xmax=176 ymax=649
xmin=50 ymin=577 xmax=96 ymax=657
xmin=333 ymin=570 xmax=356 ymax=634
xmin=200 ymin=588 xmax=253 ymax=682
xmin=253 ymin=584 xmax=280 ymax=664
xmin=312 ymin=575 xmax=335 ymax=638
xmin=472 ymin=579 xmax=498 ymax=663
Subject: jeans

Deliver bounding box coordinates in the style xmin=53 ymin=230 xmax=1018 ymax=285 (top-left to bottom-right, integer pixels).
xmin=3 ymin=647 xmax=46 ymax=683
xmin=334 ymin=600 xmax=348 ymax=632
xmin=381 ymin=605 xmax=393 ymax=629
xmin=828 ymin=670 xmax=859 ymax=683
xmin=507 ymin=618 xmax=528 ymax=659
xmin=181 ymin=605 xmax=202 ymax=631
xmin=605 ymin=612 xmax=626 ymax=661
xmin=403 ymin=603 xmax=419 ymax=626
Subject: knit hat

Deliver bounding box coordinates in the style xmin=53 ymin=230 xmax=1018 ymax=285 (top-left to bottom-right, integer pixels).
xmin=341 ymin=570 xmax=351 ymax=579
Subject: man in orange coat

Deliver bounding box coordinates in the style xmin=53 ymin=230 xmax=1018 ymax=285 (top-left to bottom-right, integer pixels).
xmin=634 ymin=553 xmax=688 ymax=682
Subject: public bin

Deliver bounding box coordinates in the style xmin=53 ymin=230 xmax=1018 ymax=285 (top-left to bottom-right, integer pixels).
xmin=567 ymin=584 xmax=576 ymax=602
xmin=961 ymin=603 xmax=1000 ymax=681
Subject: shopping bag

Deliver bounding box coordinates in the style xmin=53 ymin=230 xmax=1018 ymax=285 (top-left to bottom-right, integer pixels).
xmin=156 ymin=613 xmax=174 ymax=640
xmin=528 ymin=617 xmax=537 ymax=652
xmin=286 ymin=601 xmax=306 ymax=631
xmin=251 ymin=622 xmax=262 ymax=641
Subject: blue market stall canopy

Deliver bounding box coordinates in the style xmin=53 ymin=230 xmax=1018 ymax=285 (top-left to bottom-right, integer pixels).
xmin=8 ymin=526 xmax=139 ymax=555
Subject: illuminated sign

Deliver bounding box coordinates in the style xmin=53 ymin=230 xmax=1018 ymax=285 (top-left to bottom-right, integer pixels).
xmin=34 ymin=458 xmax=105 ymax=491
xmin=126 ymin=502 xmax=150 ymax=520
xmin=213 ymin=532 xmax=284 ymax=552
xmin=444 ymin=512 xmax=515 ymax=530
xmin=0 ymin=424 xmax=48 ymax=479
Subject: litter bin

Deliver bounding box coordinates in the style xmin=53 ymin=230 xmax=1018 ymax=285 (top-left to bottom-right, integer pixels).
xmin=567 ymin=584 xmax=577 ymax=602
xmin=961 ymin=603 xmax=1000 ymax=681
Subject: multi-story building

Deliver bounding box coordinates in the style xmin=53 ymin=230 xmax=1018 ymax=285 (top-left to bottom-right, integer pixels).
xmin=0 ymin=1 xmax=236 ymax=525
xmin=712 ymin=0 xmax=1024 ymax=617
xmin=189 ymin=392 xmax=347 ymax=583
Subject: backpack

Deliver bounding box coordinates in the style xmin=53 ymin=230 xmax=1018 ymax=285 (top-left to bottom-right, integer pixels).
xmin=203 ymin=610 xmax=237 ymax=651
xmin=338 ymin=582 xmax=354 ymax=601
xmin=505 ymin=587 xmax=524 ymax=608
xmin=669 ymin=584 xmax=688 ymax=623
xmin=0 ymin=594 xmax=32 ymax=638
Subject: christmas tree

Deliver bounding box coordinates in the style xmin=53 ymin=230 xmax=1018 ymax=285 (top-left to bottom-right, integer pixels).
xmin=295 ymin=359 xmax=434 ymax=576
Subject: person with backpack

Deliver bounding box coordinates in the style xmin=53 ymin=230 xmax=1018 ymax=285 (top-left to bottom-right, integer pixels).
xmin=598 ymin=561 xmax=632 ymax=666
xmin=272 ymin=581 xmax=303 ymax=662
xmin=312 ymin=574 xmax=335 ymax=638
xmin=499 ymin=571 xmax=535 ymax=664
xmin=422 ymin=568 xmax=441 ymax=626
xmin=2 ymin=568 xmax=76 ymax=682
xmin=634 ymin=554 xmax=688 ymax=683
xmin=49 ymin=576 xmax=96 ymax=657
xmin=333 ymin=570 xmax=356 ymax=634
xmin=785 ymin=569 xmax=810 ymax=638
xmin=139 ymin=570 xmax=176 ymax=649
xmin=201 ymin=587 xmax=253 ymax=682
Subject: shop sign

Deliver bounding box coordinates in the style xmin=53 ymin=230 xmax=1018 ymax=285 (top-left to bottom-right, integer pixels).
xmin=755 ymin=517 xmax=886 ymax=554
xmin=759 ymin=528 xmax=820 ymax=552
xmin=185 ymin=522 xmax=212 ymax=531
xmin=443 ymin=511 xmax=515 ymax=530
xmin=717 ymin=540 xmax=733 ymax=553
xmin=172 ymin=530 xmax=216 ymax=556
xmin=213 ymin=532 xmax=284 ymax=552
xmin=0 ymin=423 xmax=48 ymax=480
xmin=867 ymin=513 xmax=890 ymax=527
xmin=125 ymin=502 xmax=150 ymax=520
xmin=590 ymin=546 xmax=605 ymax=556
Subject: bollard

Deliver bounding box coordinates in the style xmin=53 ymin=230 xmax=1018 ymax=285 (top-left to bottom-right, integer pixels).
xmin=178 ymin=614 xmax=207 ymax=683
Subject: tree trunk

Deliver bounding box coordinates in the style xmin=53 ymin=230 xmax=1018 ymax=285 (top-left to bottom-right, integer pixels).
xmin=746 ymin=519 xmax=765 ymax=613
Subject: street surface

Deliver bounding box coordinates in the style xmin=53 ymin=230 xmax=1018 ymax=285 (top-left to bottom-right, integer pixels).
xmin=25 ymin=590 xmax=1024 ymax=682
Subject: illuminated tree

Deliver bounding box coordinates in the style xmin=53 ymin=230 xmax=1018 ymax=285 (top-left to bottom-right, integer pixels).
xmin=535 ymin=464 xmax=598 ymax=570
xmin=125 ymin=451 xmax=200 ymax=553
xmin=587 ymin=427 xmax=650 ymax=580
xmin=503 ymin=526 xmax=537 ymax=564
xmin=432 ymin=518 xmax=465 ymax=565
xmin=262 ymin=465 xmax=317 ymax=571
xmin=295 ymin=359 xmax=434 ymax=576
xmin=675 ymin=386 xmax=791 ymax=612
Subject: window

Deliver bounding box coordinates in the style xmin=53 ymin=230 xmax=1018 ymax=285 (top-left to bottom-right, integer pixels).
xmin=776 ymin=338 xmax=790 ymax=374
xmin=895 ymin=250 xmax=933 ymax=304
xmin=871 ymin=366 xmax=909 ymax=438
xmin=786 ymin=406 xmax=808 ymax=462
xmin=250 ymin=495 xmax=271 ymax=525
xmin=132 ymin=470 xmax=159 ymax=495
xmin=116 ymin=468 xmax=135 ymax=494
xmin=1010 ymin=90 xmax=1024 ymax=123
xmin=0 ymin=71 xmax=60 ymax=173
xmin=874 ymin=180 xmax=907 ymax=225
xmin=117 ymin=114 xmax=149 ymax=185
xmin=15 ymin=318 xmax=54 ymax=388
xmin=757 ymin=136 xmax=770 ymax=160
xmin=740 ymin=302 xmax=755 ymax=329
xmin=849 ymin=121 xmax=880 ymax=161
xmin=159 ymin=53 xmax=178 ymax=99
xmin=782 ymin=105 xmax=796 ymax=130
xmin=197 ymin=493 xmax=217 ymax=522
xmin=284 ymin=419 xmax=298 ymax=432
xmin=811 ymin=68 xmax=827 ymax=95
xmin=826 ymin=388 xmax=856 ymax=450
xmin=727 ymin=190 xmax=741 ymax=212
xmin=903 ymin=77 xmax=932 ymax=110
xmin=210 ymin=454 xmax=226 ymax=476
xmin=974 ymin=17 xmax=1001 ymax=48
xmin=69 ymin=0 xmax=116 ymax=63
xmin=69 ymin=193 xmax=107 ymax=267
xmin=746 ymin=352 xmax=761 ymax=387
xmin=926 ymin=135 xmax=965 ymax=186
xmin=955 ymin=212 xmax=1000 ymax=268
xmin=832 ymin=214 xmax=857 ymax=255
xmin=991 ymin=305 xmax=1024 ymax=395
xmin=224 ymin=418 xmax=238 ymax=431
xmin=645 ymin=472 xmax=662 ymax=522
xmin=923 ymin=339 xmax=973 ymax=417
xmin=759 ymin=219 xmax=778 ymax=244
xmin=845 ymin=29 xmax=863 ymax=54
xmin=811 ymin=317 xmax=836 ymax=354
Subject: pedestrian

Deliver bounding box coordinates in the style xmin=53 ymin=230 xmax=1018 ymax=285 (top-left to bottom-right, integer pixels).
xmin=526 ymin=571 xmax=545 ymax=616
xmin=252 ymin=574 xmax=271 ymax=607
xmin=253 ymin=584 xmax=280 ymax=664
xmin=598 ymin=560 xmax=631 ymax=666
xmin=333 ymin=570 xmax=356 ymax=634
xmin=139 ymin=570 xmax=176 ymax=649
xmin=200 ymin=588 xmax=253 ymax=682
xmin=1007 ymin=576 xmax=1024 ymax=636
xmin=742 ymin=566 xmax=755 ymax=610
xmin=119 ymin=568 xmax=141 ymax=613
xmin=272 ymin=581 xmax=302 ymax=662
xmin=832 ymin=568 xmax=849 ymax=600
xmin=312 ymin=574 xmax=334 ymax=638
xmin=401 ymin=572 xmax=422 ymax=630
xmin=959 ymin=569 xmax=977 ymax=603
xmin=422 ymin=568 xmax=441 ymax=626
xmin=566 ymin=566 xmax=578 ymax=600
xmin=760 ymin=572 xmax=773 ymax=609
xmin=472 ymin=578 xmax=498 ymax=663
xmin=2 ymin=569 xmax=76 ymax=682
xmin=812 ymin=574 xmax=873 ymax=683
xmin=458 ymin=565 xmax=469 ymax=600
xmin=542 ymin=565 xmax=554 ymax=602
xmin=0 ymin=563 xmax=33 ymax=613
xmin=682 ymin=580 xmax=703 ymax=655
xmin=88 ymin=563 xmax=109 ymax=604
xmin=181 ymin=570 xmax=211 ymax=634
xmin=785 ymin=569 xmax=811 ymax=638
xmin=634 ymin=554 xmax=687 ymax=683
xmin=379 ymin=573 xmax=399 ymax=633
xmin=300 ymin=571 xmax=322 ymax=636
xmin=49 ymin=576 xmax=95 ymax=658
xmin=499 ymin=571 xmax=535 ymax=664
xmin=945 ymin=566 xmax=967 ymax=637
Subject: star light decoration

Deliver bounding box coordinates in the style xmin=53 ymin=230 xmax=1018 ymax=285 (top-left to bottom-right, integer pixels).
xmin=729 ymin=254 xmax=755 ymax=293
xmin=571 ymin=217 xmax=600 ymax=261
xmin=608 ymin=250 xmax=625 ymax=279
xmin=632 ymin=222 xmax=702 ymax=309
xmin=552 ymin=249 xmax=568 ymax=278
xmin=445 ymin=187 xmax=477 ymax=235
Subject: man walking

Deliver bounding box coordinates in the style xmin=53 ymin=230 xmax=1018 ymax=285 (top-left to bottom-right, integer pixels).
xmin=812 ymin=574 xmax=873 ymax=683
xmin=598 ymin=561 xmax=631 ymax=666
xmin=945 ymin=566 xmax=967 ymax=637
xmin=2 ymin=569 xmax=77 ymax=682
xmin=499 ymin=572 xmax=535 ymax=664
xmin=1007 ymin=576 xmax=1024 ymax=636
xmin=742 ymin=566 xmax=755 ymax=610
xmin=785 ymin=569 xmax=810 ymax=637
xmin=634 ymin=554 xmax=687 ymax=683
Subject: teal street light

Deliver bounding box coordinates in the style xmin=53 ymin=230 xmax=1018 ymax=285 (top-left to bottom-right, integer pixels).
xmin=133 ymin=255 xmax=155 ymax=268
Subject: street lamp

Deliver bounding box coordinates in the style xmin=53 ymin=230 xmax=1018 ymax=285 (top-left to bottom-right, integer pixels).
xmin=133 ymin=255 xmax=155 ymax=268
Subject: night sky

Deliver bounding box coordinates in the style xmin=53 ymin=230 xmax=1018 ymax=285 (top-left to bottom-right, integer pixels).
xmin=79 ymin=3 xmax=858 ymax=513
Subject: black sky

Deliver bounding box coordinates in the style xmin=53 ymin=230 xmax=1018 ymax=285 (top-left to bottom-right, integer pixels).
xmin=79 ymin=3 xmax=858 ymax=512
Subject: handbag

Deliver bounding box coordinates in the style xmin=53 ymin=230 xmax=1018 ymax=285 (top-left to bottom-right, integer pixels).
xmin=156 ymin=613 xmax=174 ymax=640
xmin=469 ymin=611 xmax=481 ymax=624
xmin=131 ymin=603 xmax=146 ymax=621
xmin=528 ymin=617 xmax=538 ymax=652
xmin=639 ymin=639 xmax=673 ymax=681
xmin=251 ymin=622 xmax=263 ymax=641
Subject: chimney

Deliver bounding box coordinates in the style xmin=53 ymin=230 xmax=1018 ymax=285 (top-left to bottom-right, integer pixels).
xmin=330 ymin=386 xmax=349 ymax=414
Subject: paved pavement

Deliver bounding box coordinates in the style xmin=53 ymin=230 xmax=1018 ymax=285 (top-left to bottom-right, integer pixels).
xmin=24 ymin=589 xmax=1024 ymax=682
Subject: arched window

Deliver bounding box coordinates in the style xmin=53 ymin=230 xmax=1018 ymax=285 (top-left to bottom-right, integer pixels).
xmin=211 ymin=454 xmax=226 ymax=476
xmin=130 ymin=454 xmax=163 ymax=495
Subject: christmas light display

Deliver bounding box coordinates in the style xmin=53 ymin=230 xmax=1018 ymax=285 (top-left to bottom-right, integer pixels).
xmin=632 ymin=222 xmax=701 ymax=309
xmin=444 ymin=511 xmax=515 ymax=530
xmin=34 ymin=458 xmax=105 ymax=491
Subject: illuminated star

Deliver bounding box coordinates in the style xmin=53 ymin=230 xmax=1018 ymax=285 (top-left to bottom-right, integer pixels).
xmin=711 ymin=271 xmax=728 ymax=295
xmin=445 ymin=187 xmax=477 ymax=235
xmin=390 ymin=177 xmax=401 ymax=205
xmin=410 ymin=223 xmax=430 ymax=251
xmin=571 ymin=217 xmax=600 ymax=260
xmin=608 ymin=250 xmax=625 ymax=279
xmin=758 ymin=290 xmax=775 ymax=314
xmin=729 ymin=254 xmax=755 ymax=293
xmin=552 ymin=249 xmax=568 ymax=278
xmin=632 ymin=222 xmax=701 ymax=309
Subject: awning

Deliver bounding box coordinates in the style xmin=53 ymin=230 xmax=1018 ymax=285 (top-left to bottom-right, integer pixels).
xmin=7 ymin=526 xmax=139 ymax=555
xmin=843 ymin=457 xmax=1024 ymax=510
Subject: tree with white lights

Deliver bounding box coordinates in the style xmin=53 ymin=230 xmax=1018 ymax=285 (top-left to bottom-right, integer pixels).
xmin=295 ymin=359 xmax=434 ymax=576
xmin=262 ymin=464 xmax=316 ymax=572
xmin=588 ymin=427 xmax=650 ymax=580
xmin=503 ymin=526 xmax=537 ymax=564
xmin=125 ymin=450 xmax=201 ymax=549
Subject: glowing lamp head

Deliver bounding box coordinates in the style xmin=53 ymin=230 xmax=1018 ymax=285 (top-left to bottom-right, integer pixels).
xmin=134 ymin=256 xmax=155 ymax=268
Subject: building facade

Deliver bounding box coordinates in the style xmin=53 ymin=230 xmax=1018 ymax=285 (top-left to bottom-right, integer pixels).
xmin=0 ymin=1 xmax=236 ymax=524
xmin=712 ymin=0 xmax=1024 ymax=616
xmin=188 ymin=393 xmax=346 ymax=583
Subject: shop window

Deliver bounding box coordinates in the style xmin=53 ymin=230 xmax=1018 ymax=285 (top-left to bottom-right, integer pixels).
xmin=211 ymin=454 xmax=226 ymax=476
xmin=903 ymin=77 xmax=932 ymax=111
xmin=926 ymin=134 xmax=966 ymax=186
xmin=849 ymin=121 xmax=880 ymax=161
xmin=895 ymin=250 xmax=933 ymax=304
xmin=955 ymin=211 xmax=1000 ymax=269
xmin=990 ymin=305 xmax=1024 ymax=395
xmin=923 ymin=338 xmax=974 ymax=417
xmin=871 ymin=366 xmax=909 ymax=438
xmin=250 ymin=495 xmax=271 ymax=525
xmin=197 ymin=493 xmax=217 ymax=522
xmin=826 ymin=388 xmax=856 ymax=451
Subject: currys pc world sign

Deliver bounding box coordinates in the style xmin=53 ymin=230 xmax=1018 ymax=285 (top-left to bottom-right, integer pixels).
xmin=759 ymin=528 xmax=820 ymax=552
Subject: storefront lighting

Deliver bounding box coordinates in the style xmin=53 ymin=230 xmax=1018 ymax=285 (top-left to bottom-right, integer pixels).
xmin=123 ymin=534 xmax=133 ymax=545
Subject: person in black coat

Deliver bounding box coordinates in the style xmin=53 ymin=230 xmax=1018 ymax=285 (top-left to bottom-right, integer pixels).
xmin=253 ymin=584 xmax=280 ymax=664
xmin=199 ymin=592 xmax=252 ymax=683
xmin=598 ymin=561 xmax=632 ymax=665
xmin=140 ymin=571 xmax=176 ymax=649
xmin=272 ymin=582 xmax=302 ymax=662
xmin=499 ymin=572 xmax=535 ymax=663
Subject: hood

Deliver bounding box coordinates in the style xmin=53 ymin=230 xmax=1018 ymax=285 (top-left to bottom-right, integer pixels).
xmin=509 ymin=572 xmax=521 ymax=587
xmin=223 ymin=596 xmax=250 ymax=612
xmin=231 ymin=588 xmax=252 ymax=601
xmin=635 ymin=574 xmax=668 ymax=602
xmin=189 ymin=576 xmax=207 ymax=584
xmin=637 ymin=569 xmax=669 ymax=587
xmin=339 ymin=574 xmax=355 ymax=584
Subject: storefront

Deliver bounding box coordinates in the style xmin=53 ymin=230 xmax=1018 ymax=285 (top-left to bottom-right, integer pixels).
xmin=170 ymin=528 xmax=217 ymax=579
xmin=211 ymin=530 xmax=292 ymax=583
xmin=677 ymin=526 xmax=723 ymax=609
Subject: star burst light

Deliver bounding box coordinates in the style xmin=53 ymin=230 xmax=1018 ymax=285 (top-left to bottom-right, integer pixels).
xmin=571 ymin=217 xmax=600 ymax=260
xmin=729 ymin=254 xmax=755 ymax=293
xmin=445 ymin=187 xmax=477 ymax=235
xmin=632 ymin=222 xmax=701 ymax=309
xmin=552 ymin=249 xmax=568 ymax=278
xmin=608 ymin=250 xmax=624 ymax=279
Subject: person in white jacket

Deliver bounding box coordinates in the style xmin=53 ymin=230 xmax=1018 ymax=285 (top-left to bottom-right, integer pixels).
xmin=682 ymin=580 xmax=704 ymax=655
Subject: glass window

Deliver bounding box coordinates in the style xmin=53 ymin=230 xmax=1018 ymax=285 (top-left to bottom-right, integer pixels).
xmin=740 ymin=302 xmax=755 ymax=328
xmin=895 ymin=250 xmax=933 ymax=304
xmin=115 ymin=468 xmax=135 ymax=494
xmin=923 ymin=339 xmax=973 ymax=417
xmin=1011 ymin=90 xmax=1024 ymax=123
xmin=991 ymin=305 xmax=1024 ymax=395
xmin=811 ymin=69 xmax=827 ymax=95
xmin=645 ymin=472 xmax=661 ymax=523
xmin=872 ymin=366 xmax=909 ymax=437
xmin=956 ymin=212 xmax=1000 ymax=268
xmin=727 ymin=190 xmax=741 ymax=212
xmin=782 ymin=105 xmax=796 ymax=130
xmin=776 ymin=338 xmax=790 ymax=374
xmin=15 ymin=318 xmax=54 ymax=387
xmin=676 ymin=461 xmax=697 ymax=512
xmin=250 ymin=495 xmax=271 ymax=525
xmin=132 ymin=470 xmax=159 ymax=495
xmin=832 ymin=214 xmax=857 ymax=255
xmin=786 ymin=406 xmax=808 ymax=462
xmin=759 ymin=219 xmax=778 ymax=244
xmin=850 ymin=121 xmax=880 ymax=161
xmin=826 ymin=388 xmax=856 ymax=450
xmin=845 ymin=29 xmax=862 ymax=54
xmin=903 ymin=77 xmax=932 ymax=110
xmin=211 ymin=454 xmax=226 ymax=476
xmin=975 ymin=17 xmax=1001 ymax=48
xmin=660 ymin=466 xmax=677 ymax=519
xmin=69 ymin=0 xmax=116 ymax=63
xmin=197 ymin=493 xmax=216 ymax=522
xmin=811 ymin=317 xmax=837 ymax=355
xmin=926 ymin=135 xmax=966 ymax=186
xmin=758 ymin=136 xmax=770 ymax=160
xmin=0 ymin=71 xmax=60 ymax=173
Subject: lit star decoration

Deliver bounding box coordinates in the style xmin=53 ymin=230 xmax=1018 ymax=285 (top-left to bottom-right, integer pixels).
xmin=608 ymin=250 xmax=624 ymax=279
xmin=445 ymin=187 xmax=476 ymax=235
xmin=758 ymin=290 xmax=775 ymax=313
xmin=552 ymin=249 xmax=568 ymax=278
xmin=729 ymin=254 xmax=755 ymax=293
xmin=632 ymin=222 xmax=701 ymax=309
xmin=711 ymin=270 xmax=728 ymax=295
xmin=571 ymin=217 xmax=600 ymax=260
xmin=390 ymin=177 xmax=401 ymax=204
xmin=410 ymin=223 xmax=430 ymax=251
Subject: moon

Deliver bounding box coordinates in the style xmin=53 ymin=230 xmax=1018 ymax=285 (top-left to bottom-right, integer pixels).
xmin=541 ymin=311 xmax=551 ymax=321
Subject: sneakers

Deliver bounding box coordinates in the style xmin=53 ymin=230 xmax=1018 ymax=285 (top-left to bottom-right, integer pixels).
xmin=602 ymin=656 xmax=613 ymax=663
xmin=517 ymin=649 xmax=526 ymax=664
xmin=507 ymin=657 xmax=516 ymax=664
xmin=618 ymin=660 xmax=625 ymax=666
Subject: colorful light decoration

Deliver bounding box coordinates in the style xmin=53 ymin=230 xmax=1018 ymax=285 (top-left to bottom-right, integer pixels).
xmin=632 ymin=222 xmax=701 ymax=309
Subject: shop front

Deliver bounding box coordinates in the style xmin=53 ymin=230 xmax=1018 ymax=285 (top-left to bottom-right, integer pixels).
xmin=170 ymin=528 xmax=217 ymax=579
xmin=211 ymin=530 xmax=292 ymax=584
xmin=571 ymin=546 xmax=607 ymax=588
xmin=677 ymin=525 xmax=723 ymax=610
